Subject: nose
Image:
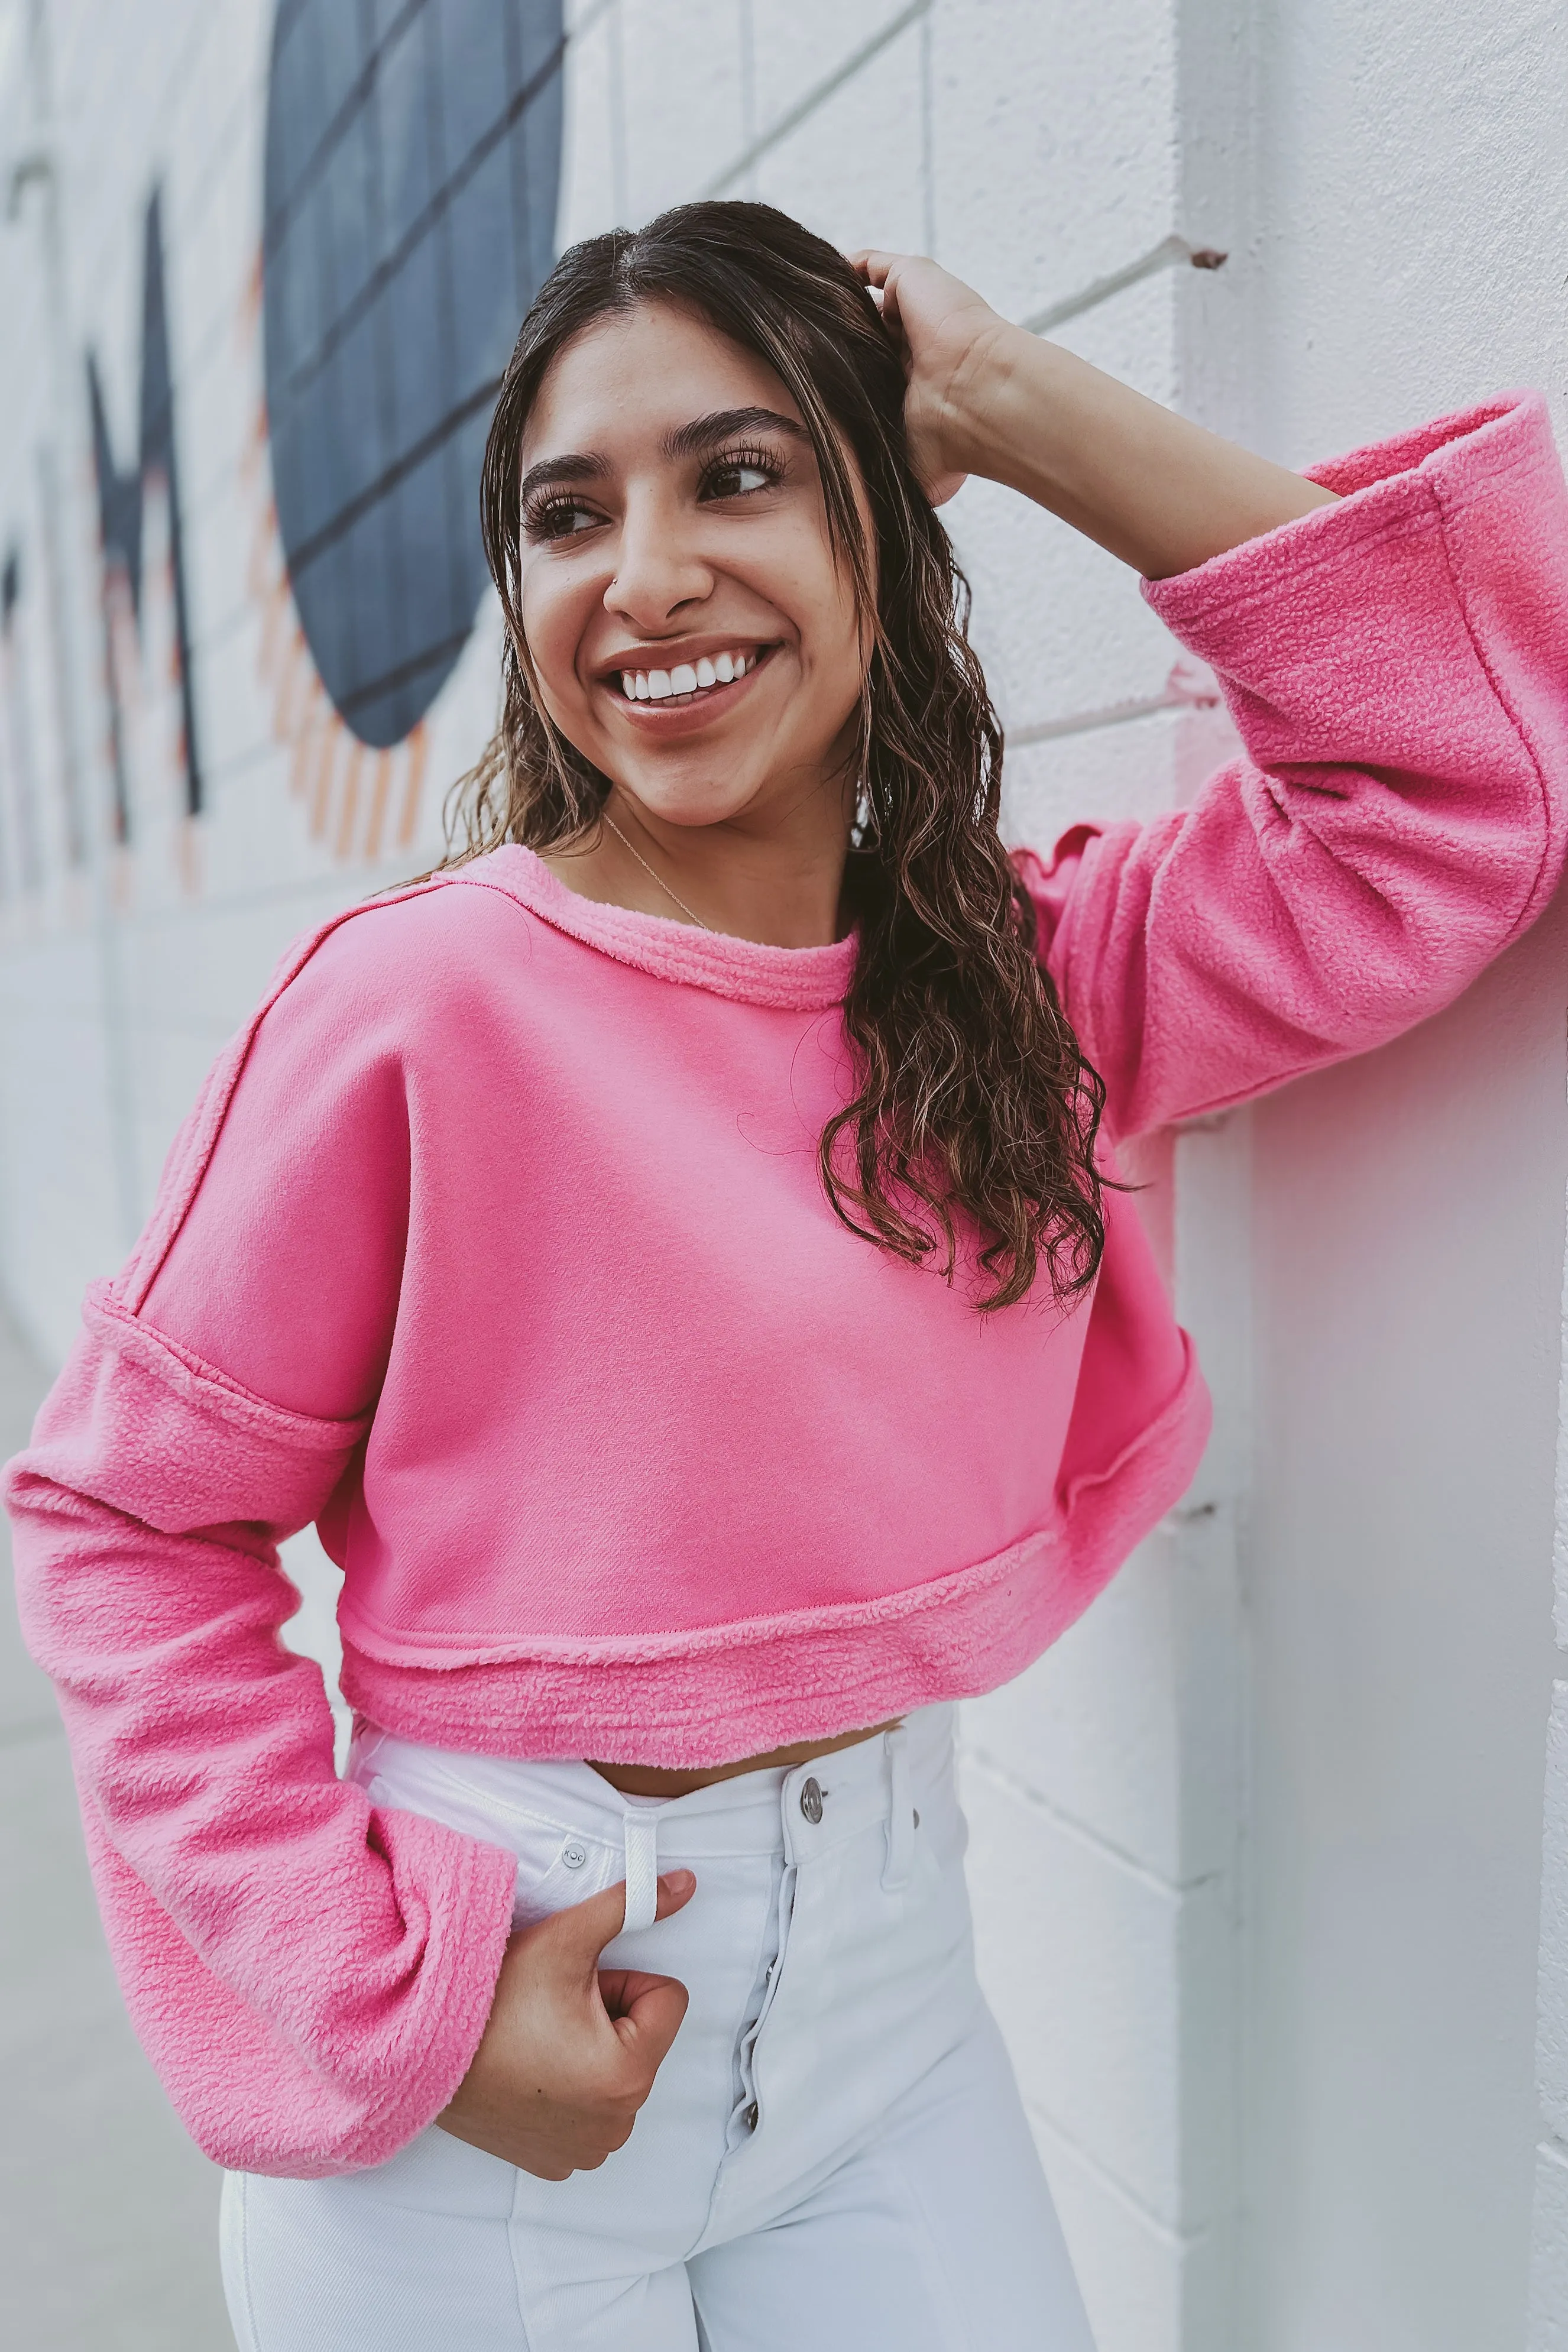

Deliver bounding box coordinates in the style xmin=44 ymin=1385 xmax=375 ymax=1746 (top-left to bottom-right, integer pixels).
xmin=605 ymin=489 xmax=712 ymax=632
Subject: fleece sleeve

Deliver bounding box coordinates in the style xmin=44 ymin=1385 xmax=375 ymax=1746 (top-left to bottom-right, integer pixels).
xmin=4 ymin=902 xmax=518 ymax=2178
xmin=1017 ymin=392 xmax=1568 ymax=1139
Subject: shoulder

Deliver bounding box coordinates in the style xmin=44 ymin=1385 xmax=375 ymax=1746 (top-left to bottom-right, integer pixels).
xmin=261 ymin=863 xmax=541 ymax=1048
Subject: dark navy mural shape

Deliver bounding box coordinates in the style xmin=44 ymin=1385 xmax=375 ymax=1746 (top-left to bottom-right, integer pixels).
xmin=88 ymin=187 xmax=203 ymax=833
xmin=263 ymin=0 xmax=566 ymax=751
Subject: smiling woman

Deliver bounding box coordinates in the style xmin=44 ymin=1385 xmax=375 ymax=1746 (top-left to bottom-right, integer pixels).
xmin=453 ymin=206 xmax=1114 ymax=1325
xmin=511 ymin=325 xmax=869 ymax=905
xmin=11 ymin=199 xmax=1568 ymax=2352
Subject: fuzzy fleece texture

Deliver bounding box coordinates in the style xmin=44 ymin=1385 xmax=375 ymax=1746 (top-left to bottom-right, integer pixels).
xmin=8 ymin=391 xmax=1568 ymax=2178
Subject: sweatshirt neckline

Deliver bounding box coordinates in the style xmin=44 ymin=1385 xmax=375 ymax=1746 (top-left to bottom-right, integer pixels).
xmin=468 ymin=844 xmax=859 ymax=1010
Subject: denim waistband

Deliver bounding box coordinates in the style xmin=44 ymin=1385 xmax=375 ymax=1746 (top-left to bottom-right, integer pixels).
xmin=350 ymin=1704 xmax=956 ymax=1927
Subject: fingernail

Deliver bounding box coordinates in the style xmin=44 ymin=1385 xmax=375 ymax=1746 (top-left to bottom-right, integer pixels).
xmin=658 ymin=1870 xmax=695 ymax=1893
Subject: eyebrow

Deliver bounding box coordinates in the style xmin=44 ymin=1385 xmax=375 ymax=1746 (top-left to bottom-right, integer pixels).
xmin=662 ymin=406 xmax=809 ymax=459
xmin=519 ymin=407 xmax=808 ymax=504
xmin=518 ymin=449 xmax=609 ymax=504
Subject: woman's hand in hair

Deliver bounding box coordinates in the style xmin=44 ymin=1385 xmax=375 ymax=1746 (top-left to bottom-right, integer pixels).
xmin=850 ymin=250 xmax=1007 ymax=507
xmin=856 ymin=245 xmax=1336 ymax=575
xmin=438 ymin=1870 xmax=696 ymax=2178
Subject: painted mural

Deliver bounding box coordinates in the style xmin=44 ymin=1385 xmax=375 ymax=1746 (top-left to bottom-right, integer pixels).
xmin=263 ymin=0 xmax=565 ymax=753
xmin=87 ymin=187 xmax=203 ymax=843
xmin=242 ymin=0 xmax=566 ymax=863
xmin=0 ymin=0 xmax=567 ymax=896
xmin=0 ymin=542 xmax=41 ymax=895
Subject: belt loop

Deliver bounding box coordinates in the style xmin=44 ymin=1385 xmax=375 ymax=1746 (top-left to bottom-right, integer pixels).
xmin=622 ymin=1812 xmax=660 ymax=1932
xmin=882 ymin=1724 xmax=913 ymax=1891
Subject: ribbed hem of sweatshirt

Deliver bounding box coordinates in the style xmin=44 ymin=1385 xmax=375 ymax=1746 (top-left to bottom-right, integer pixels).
xmin=338 ymin=1355 xmax=1211 ymax=1767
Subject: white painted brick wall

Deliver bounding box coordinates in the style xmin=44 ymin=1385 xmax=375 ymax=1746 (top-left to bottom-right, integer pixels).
xmin=6 ymin=4 xmax=1566 ymax=2345
xmin=620 ymin=0 xmax=747 ymax=223
xmin=928 ymin=0 xmax=1176 ymax=323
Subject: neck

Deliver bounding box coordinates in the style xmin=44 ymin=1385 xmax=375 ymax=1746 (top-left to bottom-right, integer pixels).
xmin=542 ymin=780 xmax=853 ymax=950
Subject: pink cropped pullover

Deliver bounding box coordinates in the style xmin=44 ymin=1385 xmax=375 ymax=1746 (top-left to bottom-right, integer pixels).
xmin=10 ymin=393 xmax=1568 ymax=2178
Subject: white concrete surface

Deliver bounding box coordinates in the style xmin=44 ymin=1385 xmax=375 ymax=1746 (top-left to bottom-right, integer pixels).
xmin=1237 ymin=9 xmax=1568 ymax=2347
xmin=1 ymin=4 xmax=1566 ymax=2348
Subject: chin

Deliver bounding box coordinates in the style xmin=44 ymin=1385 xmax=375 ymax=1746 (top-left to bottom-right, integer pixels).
xmin=618 ymin=774 xmax=762 ymax=830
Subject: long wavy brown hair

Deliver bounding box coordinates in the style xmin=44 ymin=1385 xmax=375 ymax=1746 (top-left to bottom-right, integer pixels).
xmin=444 ymin=200 xmax=1107 ymax=1310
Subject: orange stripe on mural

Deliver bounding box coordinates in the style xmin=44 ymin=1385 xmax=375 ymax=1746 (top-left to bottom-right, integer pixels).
xmin=396 ymin=724 xmax=429 ymax=849
xmin=308 ymin=723 xmax=339 ymax=839
xmin=334 ymin=741 xmax=365 ymax=859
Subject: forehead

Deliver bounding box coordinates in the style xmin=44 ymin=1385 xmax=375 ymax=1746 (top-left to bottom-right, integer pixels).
xmin=521 ymin=300 xmax=804 ymax=460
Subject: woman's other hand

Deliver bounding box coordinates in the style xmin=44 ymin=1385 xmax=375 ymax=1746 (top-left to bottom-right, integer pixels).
xmin=438 ymin=1868 xmax=696 ymax=2178
xmin=850 ymin=250 xmax=1005 ymax=506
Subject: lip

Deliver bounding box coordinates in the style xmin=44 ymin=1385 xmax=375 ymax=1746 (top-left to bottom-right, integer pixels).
xmin=597 ymin=634 xmax=772 ymax=682
xmin=598 ymin=643 xmax=779 ymax=733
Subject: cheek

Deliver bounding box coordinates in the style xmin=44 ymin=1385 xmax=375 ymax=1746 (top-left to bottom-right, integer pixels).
xmin=519 ymin=566 xmax=597 ymax=711
xmin=760 ymin=527 xmax=863 ymax=686
xmin=804 ymin=576 xmax=869 ymax=711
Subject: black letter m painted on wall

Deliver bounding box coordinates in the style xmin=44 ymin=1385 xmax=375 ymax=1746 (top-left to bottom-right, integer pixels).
xmin=87 ymin=187 xmax=202 ymax=836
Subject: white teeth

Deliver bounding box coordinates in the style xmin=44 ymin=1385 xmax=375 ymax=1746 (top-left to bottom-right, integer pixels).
xmin=621 ymin=651 xmax=756 ymax=703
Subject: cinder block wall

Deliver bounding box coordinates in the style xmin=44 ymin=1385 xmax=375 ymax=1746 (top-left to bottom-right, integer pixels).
xmin=2 ymin=7 xmax=1567 ymax=2349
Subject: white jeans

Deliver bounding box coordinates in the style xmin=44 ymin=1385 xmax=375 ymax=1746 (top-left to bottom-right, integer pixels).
xmin=221 ymin=1706 xmax=1096 ymax=2351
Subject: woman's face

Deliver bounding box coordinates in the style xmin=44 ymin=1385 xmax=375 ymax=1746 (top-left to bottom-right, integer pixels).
xmin=515 ymin=299 xmax=869 ymax=835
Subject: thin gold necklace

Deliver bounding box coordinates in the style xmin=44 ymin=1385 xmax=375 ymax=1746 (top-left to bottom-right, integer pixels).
xmin=601 ymin=809 xmax=714 ymax=933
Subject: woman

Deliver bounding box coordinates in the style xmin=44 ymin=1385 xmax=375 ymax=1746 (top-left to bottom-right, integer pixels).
xmin=10 ymin=201 xmax=1568 ymax=2350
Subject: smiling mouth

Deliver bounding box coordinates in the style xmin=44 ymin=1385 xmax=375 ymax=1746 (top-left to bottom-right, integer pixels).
xmin=610 ymin=644 xmax=776 ymax=707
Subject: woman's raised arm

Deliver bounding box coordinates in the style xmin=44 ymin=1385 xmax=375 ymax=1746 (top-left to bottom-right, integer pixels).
xmin=853 ymin=248 xmax=1339 ymax=574
xmin=856 ymin=254 xmax=1568 ymax=1138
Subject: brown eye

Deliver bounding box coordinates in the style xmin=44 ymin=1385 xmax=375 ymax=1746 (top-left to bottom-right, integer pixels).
xmin=702 ymin=453 xmax=780 ymax=501
xmin=527 ymin=498 xmax=602 ymax=542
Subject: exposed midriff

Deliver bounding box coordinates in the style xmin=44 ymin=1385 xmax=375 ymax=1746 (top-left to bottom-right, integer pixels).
xmin=587 ymin=1718 xmax=902 ymax=1799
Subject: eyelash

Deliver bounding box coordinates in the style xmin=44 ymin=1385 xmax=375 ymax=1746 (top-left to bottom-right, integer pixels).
xmin=700 ymin=444 xmax=785 ymax=500
xmin=523 ymin=445 xmax=786 ymax=543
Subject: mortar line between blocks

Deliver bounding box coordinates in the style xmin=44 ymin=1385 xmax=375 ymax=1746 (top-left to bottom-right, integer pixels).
xmin=1027 ymin=2101 xmax=1216 ymax=2251
xmin=700 ymin=0 xmax=931 ymax=197
xmin=1007 ymin=692 xmax=1202 ymax=751
xmin=960 ymin=1742 xmax=1223 ymax=1899
xmin=606 ymin=0 xmax=629 ymax=228
xmin=1022 ymin=233 xmax=1199 ymax=338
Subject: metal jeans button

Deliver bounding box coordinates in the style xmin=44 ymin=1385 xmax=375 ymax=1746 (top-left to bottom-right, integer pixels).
xmin=799 ymin=1776 xmax=824 ymax=1825
xmin=562 ymin=1842 xmax=587 ymax=1868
